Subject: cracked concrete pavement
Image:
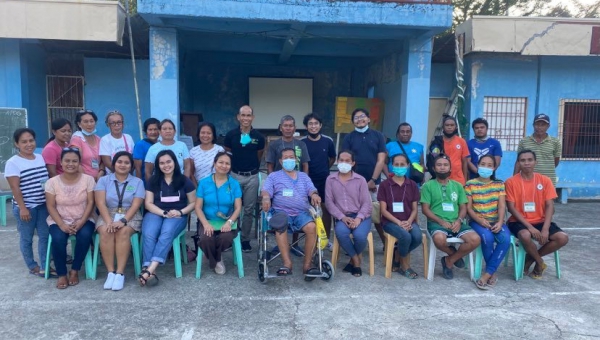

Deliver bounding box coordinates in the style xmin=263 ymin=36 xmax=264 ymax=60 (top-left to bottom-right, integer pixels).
xmin=0 ymin=201 xmax=598 ymax=339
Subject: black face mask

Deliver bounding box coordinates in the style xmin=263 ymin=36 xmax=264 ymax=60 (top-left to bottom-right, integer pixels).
xmin=436 ymin=171 xmax=451 ymax=180
xmin=308 ymin=132 xmax=320 ymax=139
xmin=443 ymin=131 xmax=457 ymax=138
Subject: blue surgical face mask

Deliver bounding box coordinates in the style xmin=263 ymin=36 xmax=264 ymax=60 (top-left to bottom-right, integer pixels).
xmin=81 ymin=128 xmax=97 ymax=136
xmin=282 ymin=159 xmax=296 ymax=171
xmin=240 ymin=133 xmax=251 ymax=146
xmin=478 ymin=167 xmax=494 ymax=179
xmin=354 ymin=126 xmax=369 ymax=133
xmin=392 ymin=166 xmax=409 ymax=177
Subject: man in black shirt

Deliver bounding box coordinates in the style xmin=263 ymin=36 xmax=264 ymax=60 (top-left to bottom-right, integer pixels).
xmin=224 ymin=105 xmax=265 ymax=252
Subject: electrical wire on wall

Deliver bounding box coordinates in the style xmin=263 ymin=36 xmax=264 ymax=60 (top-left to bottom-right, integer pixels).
xmin=125 ymin=0 xmax=143 ymax=140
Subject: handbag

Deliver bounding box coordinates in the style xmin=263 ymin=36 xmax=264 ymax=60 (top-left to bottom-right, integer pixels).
xmin=397 ymin=141 xmax=424 ymax=183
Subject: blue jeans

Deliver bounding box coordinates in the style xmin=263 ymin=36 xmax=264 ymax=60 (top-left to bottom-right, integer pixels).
xmin=383 ymin=222 xmax=423 ymax=258
xmin=469 ymin=221 xmax=511 ymax=275
xmin=13 ymin=204 xmax=50 ymax=271
xmin=49 ymin=221 xmax=95 ymax=276
xmin=334 ymin=215 xmax=371 ymax=257
xmin=142 ymin=212 xmax=187 ymax=266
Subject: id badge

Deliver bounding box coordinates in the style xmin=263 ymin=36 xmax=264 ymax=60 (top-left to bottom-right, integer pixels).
xmin=524 ymin=202 xmax=536 ymax=212
xmin=113 ymin=213 xmax=125 ymax=222
xmin=442 ymin=203 xmax=455 ymax=212
xmin=41 ymin=179 xmax=47 ymax=190
xmin=91 ymin=159 xmax=99 ymax=169
xmin=161 ymin=196 xmax=180 ymax=203
xmin=282 ymin=189 xmax=294 ymax=197
xmin=392 ymin=202 xmax=404 ymax=213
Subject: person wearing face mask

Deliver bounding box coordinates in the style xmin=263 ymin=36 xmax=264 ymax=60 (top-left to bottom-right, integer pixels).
xmin=325 ymin=151 xmax=372 ymax=277
xmin=70 ymin=110 xmax=105 ymax=181
xmin=467 ymin=118 xmax=503 ymax=180
xmin=261 ymin=148 xmax=322 ymax=278
xmin=301 ymin=113 xmax=336 ymax=250
xmin=441 ymin=116 xmax=470 ymax=185
xmin=465 ymin=155 xmax=510 ymax=289
xmin=377 ymin=154 xmax=422 ymax=279
xmin=421 ymin=155 xmax=481 ymax=280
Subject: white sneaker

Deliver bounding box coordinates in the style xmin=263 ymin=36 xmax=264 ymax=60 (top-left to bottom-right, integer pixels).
xmin=215 ymin=261 xmax=226 ymax=275
xmin=103 ymin=272 xmax=116 ymax=290
xmin=111 ymin=273 xmax=125 ymax=291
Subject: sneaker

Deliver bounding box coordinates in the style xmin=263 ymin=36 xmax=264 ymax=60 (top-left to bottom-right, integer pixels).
xmin=103 ymin=272 xmax=116 ymax=290
xmin=215 ymin=261 xmax=226 ymax=275
xmin=242 ymin=241 xmax=252 ymax=253
xmin=326 ymin=241 xmax=334 ymax=252
xmin=291 ymin=245 xmax=305 ymax=257
xmin=111 ymin=273 xmax=125 ymax=291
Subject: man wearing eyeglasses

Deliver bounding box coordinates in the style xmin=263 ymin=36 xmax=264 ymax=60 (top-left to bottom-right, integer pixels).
xmin=341 ymin=108 xmax=387 ymax=244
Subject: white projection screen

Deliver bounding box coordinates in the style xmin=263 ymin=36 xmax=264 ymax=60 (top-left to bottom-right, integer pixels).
xmin=249 ymin=77 xmax=313 ymax=129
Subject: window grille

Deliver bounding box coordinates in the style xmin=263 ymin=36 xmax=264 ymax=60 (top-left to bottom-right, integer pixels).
xmin=482 ymin=97 xmax=527 ymax=151
xmin=559 ymin=100 xmax=600 ymax=160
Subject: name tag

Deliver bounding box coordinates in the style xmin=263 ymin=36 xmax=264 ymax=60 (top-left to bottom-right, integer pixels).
xmin=442 ymin=203 xmax=455 ymax=212
xmin=91 ymin=159 xmax=100 ymax=169
xmin=113 ymin=213 xmax=125 ymax=222
xmin=41 ymin=179 xmax=47 ymax=190
xmin=282 ymin=189 xmax=294 ymax=197
xmin=392 ymin=202 xmax=404 ymax=213
xmin=161 ymin=195 xmax=181 ymax=203
xmin=524 ymin=202 xmax=536 ymax=212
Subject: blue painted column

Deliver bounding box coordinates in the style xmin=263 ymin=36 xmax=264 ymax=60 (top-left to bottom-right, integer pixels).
xmin=400 ymin=37 xmax=433 ymax=149
xmin=0 ymin=39 xmax=23 ymax=108
xmin=149 ymin=27 xmax=179 ymax=132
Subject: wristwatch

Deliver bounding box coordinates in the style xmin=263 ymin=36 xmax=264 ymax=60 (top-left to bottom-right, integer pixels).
xmin=120 ymin=217 xmax=128 ymax=226
xmin=227 ymin=219 xmax=234 ymax=225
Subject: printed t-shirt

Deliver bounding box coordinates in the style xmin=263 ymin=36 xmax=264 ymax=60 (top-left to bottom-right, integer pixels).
xmin=467 ymin=138 xmax=503 ymax=179
xmin=99 ymin=133 xmax=134 ymax=174
xmin=464 ymin=178 xmax=505 ymax=223
xmin=196 ymin=175 xmax=242 ymax=220
xmin=505 ymin=173 xmax=557 ymax=224
xmin=189 ymin=144 xmax=225 ymax=182
xmin=420 ymin=179 xmax=467 ymax=223
xmin=443 ymin=136 xmax=470 ymax=185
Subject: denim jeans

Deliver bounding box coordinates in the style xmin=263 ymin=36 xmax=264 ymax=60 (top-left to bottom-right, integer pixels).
xmin=469 ymin=221 xmax=511 ymax=275
xmin=49 ymin=221 xmax=95 ymax=276
xmin=230 ymin=172 xmax=259 ymax=243
xmin=383 ymin=222 xmax=423 ymax=258
xmin=142 ymin=212 xmax=187 ymax=266
xmin=13 ymin=204 xmax=50 ymax=271
xmin=334 ymin=214 xmax=372 ymax=257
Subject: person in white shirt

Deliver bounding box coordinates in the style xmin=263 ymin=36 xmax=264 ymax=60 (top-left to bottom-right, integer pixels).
xmin=189 ymin=122 xmax=224 ymax=187
xmin=99 ymin=110 xmax=134 ymax=173
xmin=144 ymin=119 xmax=191 ymax=181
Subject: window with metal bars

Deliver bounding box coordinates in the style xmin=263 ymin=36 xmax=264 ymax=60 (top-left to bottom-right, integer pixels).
xmin=482 ymin=97 xmax=527 ymax=151
xmin=559 ymin=100 xmax=600 ymax=160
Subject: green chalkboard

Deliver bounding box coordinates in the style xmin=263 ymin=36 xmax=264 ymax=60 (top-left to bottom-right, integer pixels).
xmin=0 ymin=108 xmax=28 ymax=172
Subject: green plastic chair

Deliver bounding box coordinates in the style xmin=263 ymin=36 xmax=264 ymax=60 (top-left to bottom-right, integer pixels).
xmin=195 ymin=222 xmax=244 ymax=279
xmin=473 ymin=235 xmax=519 ymax=281
xmin=91 ymin=232 xmax=142 ymax=280
xmin=515 ymin=239 xmax=561 ymax=280
xmin=44 ymin=234 xmax=93 ymax=279
xmin=0 ymin=195 xmax=11 ymax=226
xmin=173 ymin=229 xmax=188 ymax=278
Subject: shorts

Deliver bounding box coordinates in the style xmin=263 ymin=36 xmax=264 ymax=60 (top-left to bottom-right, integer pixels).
xmin=427 ymin=221 xmax=474 ymax=238
xmin=273 ymin=210 xmax=314 ymax=233
xmin=508 ymin=221 xmax=564 ymax=236
xmin=312 ymin=178 xmax=326 ymax=203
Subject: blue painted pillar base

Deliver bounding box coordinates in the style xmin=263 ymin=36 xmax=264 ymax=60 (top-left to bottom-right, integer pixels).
xmin=400 ymin=37 xmax=433 ymax=149
xmin=149 ymin=27 xmax=179 ymax=131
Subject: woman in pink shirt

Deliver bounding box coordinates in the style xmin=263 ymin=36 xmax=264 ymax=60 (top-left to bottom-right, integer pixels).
xmin=70 ymin=110 xmax=105 ymax=181
xmin=41 ymin=118 xmax=72 ymax=177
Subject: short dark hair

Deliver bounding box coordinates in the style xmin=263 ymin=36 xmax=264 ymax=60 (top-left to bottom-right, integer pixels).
xmin=433 ymin=154 xmax=451 ymax=168
xmin=517 ymin=149 xmax=537 ymax=161
xmin=159 ymin=119 xmax=176 ymax=131
xmin=75 ymin=109 xmax=98 ymax=130
xmin=391 ymin=153 xmax=410 ymax=165
xmin=396 ymin=122 xmax=412 ymax=134
xmin=111 ymin=151 xmax=134 ymax=173
xmin=338 ymin=149 xmax=355 ymax=162
xmin=60 ymin=147 xmax=81 ymax=162
xmin=303 ymin=113 xmax=322 ymax=126
xmin=197 ymin=122 xmax=217 ymax=144
xmin=472 ymin=118 xmax=489 ymax=129
xmin=213 ymin=151 xmax=232 ymax=165
xmin=351 ymin=108 xmax=369 ymax=121
xmin=279 ymin=147 xmax=296 ymax=159
xmin=143 ymin=118 xmax=160 ymax=133
xmin=13 ymin=128 xmax=36 ymax=144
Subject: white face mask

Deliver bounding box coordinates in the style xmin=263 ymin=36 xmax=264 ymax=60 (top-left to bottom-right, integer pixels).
xmin=354 ymin=126 xmax=368 ymax=133
xmin=337 ymin=162 xmax=352 ymax=174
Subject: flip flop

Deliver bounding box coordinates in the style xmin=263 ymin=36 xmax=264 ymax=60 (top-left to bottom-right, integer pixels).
xmin=146 ymin=273 xmax=159 ymax=287
xmin=487 ymin=276 xmax=498 ymax=288
xmin=68 ymin=271 xmax=79 ymax=286
xmin=398 ymin=267 xmax=418 ymax=279
xmin=38 ymin=268 xmax=58 ymax=278
xmin=138 ymin=269 xmax=151 ymax=287
xmin=277 ymin=266 xmax=292 ymax=276
xmin=342 ymin=263 xmax=354 ymax=273
xmin=304 ymin=268 xmax=320 ymax=282
xmin=475 ymin=279 xmax=489 ymax=290
xmin=530 ymin=263 xmax=548 ymax=280
xmin=392 ymin=261 xmax=400 ymax=273
xmin=352 ymin=267 xmax=362 ymax=277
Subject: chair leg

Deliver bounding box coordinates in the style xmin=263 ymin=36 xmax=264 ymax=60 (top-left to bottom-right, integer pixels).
xmin=421 ymin=231 xmax=429 ymax=279
xmin=0 ymin=196 xmax=9 ymax=227
xmin=91 ymin=233 xmax=100 ymax=280
xmin=45 ymin=235 xmax=53 ymax=280
xmin=331 ymin=235 xmax=339 ymax=270
xmin=384 ymin=233 xmax=395 ymax=279
xmin=426 ymin=234 xmax=436 ymax=281
xmin=172 ymin=230 xmax=184 ymax=278
xmin=473 ymin=245 xmax=483 ymax=281
xmin=554 ymin=251 xmax=561 ymax=279
xmin=181 ymin=232 xmax=188 ymax=265
xmin=233 ymin=233 xmax=244 ymax=278
xmin=130 ymin=233 xmax=141 ymax=277
xmin=367 ymin=232 xmax=375 ymax=277
xmin=195 ymin=249 xmax=203 ymax=279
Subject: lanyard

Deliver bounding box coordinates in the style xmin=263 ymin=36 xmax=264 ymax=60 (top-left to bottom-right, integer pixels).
xmin=390 ymin=180 xmax=407 ymax=203
xmin=213 ymin=175 xmax=233 ymax=218
xmin=519 ymin=173 xmax=538 ymax=203
xmin=437 ymin=181 xmax=454 ymax=202
xmin=114 ymin=180 xmax=128 ymax=213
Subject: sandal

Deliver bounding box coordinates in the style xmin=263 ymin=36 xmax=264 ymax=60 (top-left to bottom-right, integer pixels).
xmin=29 ymin=266 xmax=41 ymax=276
xmin=277 ymin=266 xmax=292 ymax=276
xmin=304 ymin=268 xmax=320 ymax=282
xmin=487 ymin=275 xmax=498 ymax=288
xmin=475 ymin=279 xmax=489 ymax=290
xmin=146 ymin=272 xmax=159 ymax=287
xmin=138 ymin=269 xmax=151 ymax=287
xmin=352 ymin=266 xmax=362 ymax=277
xmin=56 ymin=276 xmax=68 ymax=290
xmin=399 ymin=267 xmax=418 ymax=279
xmin=392 ymin=261 xmax=400 ymax=272
xmin=68 ymin=271 xmax=79 ymax=286
xmin=342 ymin=263 xmax=354 ymax=273
xmin=38 ymin=268 xmax=58 ymax=278
xmin=529 ymin=263 xmax=547 ymax=280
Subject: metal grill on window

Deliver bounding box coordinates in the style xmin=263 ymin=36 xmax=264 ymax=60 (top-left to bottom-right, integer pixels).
xmin=559 ymin=100 xmax=600 ymax=160
xmin=482 ymin=97 xmax=527 ymax=152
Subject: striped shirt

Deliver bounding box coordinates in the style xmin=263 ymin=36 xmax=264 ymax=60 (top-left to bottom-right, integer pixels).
xmin=517 ymin=135 xmax=561 ymax=185
xmin=262 ymin=170 xmax=317 ymax=216
xmin=464 ymin=178 xmax=505 ymax=223
xmin=189 ymin=144 xmax=225 ymax=182
xmin=4 ymin=154 xmax=49 ymax=209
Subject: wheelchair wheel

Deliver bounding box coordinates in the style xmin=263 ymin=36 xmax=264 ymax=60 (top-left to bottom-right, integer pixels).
xmin=258 ymin=262 xmax=267 ymax=284
xmin=321 ymin=260 xmax=334 ymax=281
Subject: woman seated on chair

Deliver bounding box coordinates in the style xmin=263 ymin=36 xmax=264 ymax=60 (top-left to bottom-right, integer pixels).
xmin=139 ymin=150 xmax=196 ymax=286
xmin=94 ymin=151 xmax=145 ymax=290
xmin=377 ymin=153 xmax=422 ymax=279
xmin=45 ymin=147 xmax=96 ymax=289
xmin=194 ymin=152 xmax=242 ymax=275
xmin=325 ymin=150 xmax=372 ymax=277
xmin=465 ymin=154 xmax=510 ymax=290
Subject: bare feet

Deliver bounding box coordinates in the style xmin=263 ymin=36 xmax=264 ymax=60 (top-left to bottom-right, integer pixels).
xmin=56 ymin=276 xmax=68 ymax=289
xmin=68 ymin=270 xmax=79 ymax=286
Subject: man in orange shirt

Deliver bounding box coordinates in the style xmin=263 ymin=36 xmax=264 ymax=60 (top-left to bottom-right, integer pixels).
xmin=505 ymin=150 xmax=569 ymax=279
xmin=441 ymin=117 xmax=469 ymax=185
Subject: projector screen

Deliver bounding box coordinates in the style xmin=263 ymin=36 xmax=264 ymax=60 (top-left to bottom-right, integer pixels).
xmin=249 ymin=77 xmax=313 ymax=129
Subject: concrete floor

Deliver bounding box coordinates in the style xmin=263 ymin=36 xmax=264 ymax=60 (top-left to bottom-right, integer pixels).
xmin=0 ymin=201 xmax=598 ymax=339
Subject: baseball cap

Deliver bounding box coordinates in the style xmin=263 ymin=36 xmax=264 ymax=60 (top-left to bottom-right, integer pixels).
xmin=534 ymin=113 xmax=550 ymax=124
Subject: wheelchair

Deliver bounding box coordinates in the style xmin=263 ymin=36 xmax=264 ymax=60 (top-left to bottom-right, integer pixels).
xmin=256 ymin=206 xmax=334 ymax=283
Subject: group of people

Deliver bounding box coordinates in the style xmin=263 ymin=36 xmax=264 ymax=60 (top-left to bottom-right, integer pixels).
xmin=5 ymin=104 xmax=568 ymax=290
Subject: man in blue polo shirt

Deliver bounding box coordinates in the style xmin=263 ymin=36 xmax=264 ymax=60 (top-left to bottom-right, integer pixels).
xmin=384 ymin=122 xmax=425 ymax=181
xmin=467 ymin=118 xmax=503 ymax=180
xmin=224 ymin=105 xmax=266 ymax=252
xmin=341 ymin=108 xmax=387 ymax=245
xmin=301 ymin=113 xmax=336 ymax=250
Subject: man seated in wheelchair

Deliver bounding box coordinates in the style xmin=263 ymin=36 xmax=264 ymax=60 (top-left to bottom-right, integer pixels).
xmin=261 ymin=148 xmax=322 ymax=276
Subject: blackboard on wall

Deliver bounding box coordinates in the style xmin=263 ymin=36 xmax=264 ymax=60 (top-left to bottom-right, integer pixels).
xmin=0 ymin=108 xmax=28 ymax=172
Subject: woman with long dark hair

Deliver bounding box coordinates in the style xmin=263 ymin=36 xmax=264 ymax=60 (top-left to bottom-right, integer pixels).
xmin=42 ymin=118 xmax=72 ymax=177
xmin=139 ymin=150 xmax=196 ymax=286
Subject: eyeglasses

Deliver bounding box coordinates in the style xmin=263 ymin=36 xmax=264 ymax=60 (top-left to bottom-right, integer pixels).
xmin=108 ymin=121 xmax=123 ymax=127
xmin=353 ymin=114 xmax=368 ymax=121
xmin=307 ymin=122 xmax=320 ymax=127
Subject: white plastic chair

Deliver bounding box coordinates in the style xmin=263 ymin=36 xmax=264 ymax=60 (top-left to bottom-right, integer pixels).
xmin=425 ymin=232 xmax=475 ymax=281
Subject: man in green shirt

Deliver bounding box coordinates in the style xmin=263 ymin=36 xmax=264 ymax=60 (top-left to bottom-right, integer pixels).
xmin=421 ymin=155 xmax=481 ymax=279
xmin=514 ymin=113 xmax=561 ymax=186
